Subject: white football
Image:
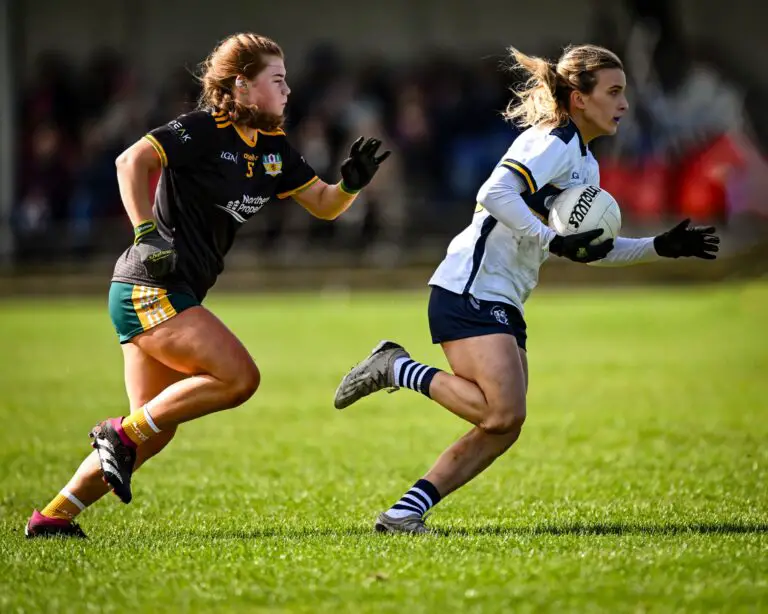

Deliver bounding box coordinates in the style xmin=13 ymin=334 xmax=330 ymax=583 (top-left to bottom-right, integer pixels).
xmin=548 ymin=185 xmax=621 ymax=244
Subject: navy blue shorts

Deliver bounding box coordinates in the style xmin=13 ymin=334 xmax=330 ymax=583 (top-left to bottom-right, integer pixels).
xmin=428 ymin=285 xmax=527 ymax=350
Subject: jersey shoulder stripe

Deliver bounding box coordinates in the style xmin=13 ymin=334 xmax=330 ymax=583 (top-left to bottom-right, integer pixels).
xmin=500 ymin=159 xmax=538 ymax=193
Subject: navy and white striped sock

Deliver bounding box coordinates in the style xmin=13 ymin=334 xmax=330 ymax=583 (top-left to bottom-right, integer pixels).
xmin=393 ymin=357 xmax=440 ymax=398
xmin=386 ymin=479 xmax=442 ymax=519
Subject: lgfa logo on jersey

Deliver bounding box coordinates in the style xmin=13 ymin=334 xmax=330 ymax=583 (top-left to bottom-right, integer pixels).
xmin=262 ymin=153 xmax=282 ymax=176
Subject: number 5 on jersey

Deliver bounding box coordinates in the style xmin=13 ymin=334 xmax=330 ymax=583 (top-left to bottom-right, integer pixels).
xmin=246 ymin=161 xmax=254 ymax=178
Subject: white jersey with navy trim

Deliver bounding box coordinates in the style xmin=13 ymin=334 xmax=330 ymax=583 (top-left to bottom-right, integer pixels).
xmin=428 ymin=120 xmax=657 ymax=315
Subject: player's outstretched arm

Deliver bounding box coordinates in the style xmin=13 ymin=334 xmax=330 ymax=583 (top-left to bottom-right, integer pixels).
xmin=589 ymin=219 xmax=720 ymax=267
xmin=293 ymin=137 xmax=390 ymax=220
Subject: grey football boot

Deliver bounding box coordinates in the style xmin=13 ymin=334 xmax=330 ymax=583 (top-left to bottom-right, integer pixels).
xmin=374 ymin=512 xmax=430 ymax=534
xmin=334 ymin=340 xmax=409 ymax=410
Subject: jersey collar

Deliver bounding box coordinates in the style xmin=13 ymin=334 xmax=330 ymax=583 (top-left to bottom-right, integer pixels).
xmin=233 ymin=124 xmax=258 ymax=147
xmin=571 ymin=120 xmax=587 ymax=157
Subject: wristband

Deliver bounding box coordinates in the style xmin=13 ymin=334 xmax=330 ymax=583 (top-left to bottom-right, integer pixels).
xmin=134 ymin=220 xmax=157 ymax=243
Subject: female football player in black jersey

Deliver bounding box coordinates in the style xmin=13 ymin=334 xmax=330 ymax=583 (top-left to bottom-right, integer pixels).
xmin=26 ymin=32 xmax=390 ymax=537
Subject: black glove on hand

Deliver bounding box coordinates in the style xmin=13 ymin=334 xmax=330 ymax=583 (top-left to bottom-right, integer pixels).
xmin=549 ymin=228 xmax=614 ymax=263
xmin=134 ymin=221 xmax=177 ymax=279
xmin=340 ymin=137 xmax=391 ymax=193
xmin=654 ymin=219 xmax=720 ymax=259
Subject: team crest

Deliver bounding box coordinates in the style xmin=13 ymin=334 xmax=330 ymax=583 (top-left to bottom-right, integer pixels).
xmin=262 ymin=153 xmax=283 ymax=177
xmin=491 ymin=306 xmax=509 ymax=325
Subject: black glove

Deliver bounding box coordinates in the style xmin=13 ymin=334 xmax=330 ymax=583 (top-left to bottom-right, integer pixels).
xmin=654 ymin=219 xmax=720 ymax=259
xmin=133 ymin=221 xmax=177 ymax=279
xmin=549 ymin=228 xmax=614 ymax=263
xmin=340 ymin=137 xmax=391 ymax=193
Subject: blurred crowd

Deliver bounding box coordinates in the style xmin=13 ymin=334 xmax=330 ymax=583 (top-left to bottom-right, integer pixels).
xmin=12 ymin=6 xmax=768 ymax=265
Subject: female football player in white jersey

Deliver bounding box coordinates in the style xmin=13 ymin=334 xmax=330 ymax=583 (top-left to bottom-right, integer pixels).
xmin=333 ymin=44 xmax=720 ymax=534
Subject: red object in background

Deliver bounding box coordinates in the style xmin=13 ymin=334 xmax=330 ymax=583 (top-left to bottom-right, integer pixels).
xmin=600 ymin=160 xmax=670 ymax=221
xmin=597 ymin=162 xmax=632 ymax=206
xmin=632 ymin=160 xmax=670 ymax=220
xmin=674 ymin=134 xmax=746 ymax=220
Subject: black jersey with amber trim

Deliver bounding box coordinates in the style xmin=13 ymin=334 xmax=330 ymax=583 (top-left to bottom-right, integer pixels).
xmin=112 ymin=110 xmax=317 ymax=300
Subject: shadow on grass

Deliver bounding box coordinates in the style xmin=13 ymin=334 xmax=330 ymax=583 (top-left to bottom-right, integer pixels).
xmin=169 ymin=521 xmax=768 ymax=540
xmin=438 ymin=521 xmax=768 ymax=537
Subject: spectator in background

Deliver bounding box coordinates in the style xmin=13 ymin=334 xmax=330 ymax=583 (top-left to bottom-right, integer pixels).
xmin=21 ymin=51 xmax=80 ymax=142
xmin=393 ymin=81 xmax=434 ymax=199
xmin=69 ymin=51 xmax=149 ymax=255
xmin=341 ymin=98 xmax=406 ymax=266
xmin=447 ymin=57 xmax=516 ymax=202
xmin=273 ymin=111 xmax=338 ymax=262
xmin=13 ymin=123 xmax=72 ymax=261
xmin=638 ymin=34 xmax=745 ymax=160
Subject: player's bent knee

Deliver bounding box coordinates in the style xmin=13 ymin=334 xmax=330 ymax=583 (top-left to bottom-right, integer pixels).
xmin=225 ymin=360 xmax=261 ymax=407
xmin=480 ymin=414 xmax=525 ymax=435
xmin=480 ymin=401 xmax=526 ymax=435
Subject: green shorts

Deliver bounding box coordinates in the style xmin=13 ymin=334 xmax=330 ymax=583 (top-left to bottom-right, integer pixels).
xmin=108 ymin=282 xmax=199 ymax=344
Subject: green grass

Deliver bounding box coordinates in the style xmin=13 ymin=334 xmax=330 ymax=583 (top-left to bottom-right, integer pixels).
xmin=1 ymin=283 xmax=767 ymax=613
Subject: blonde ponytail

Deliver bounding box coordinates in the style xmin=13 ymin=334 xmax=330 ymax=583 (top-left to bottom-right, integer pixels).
xmin=503 ymin=44 xmax=624 ymax=129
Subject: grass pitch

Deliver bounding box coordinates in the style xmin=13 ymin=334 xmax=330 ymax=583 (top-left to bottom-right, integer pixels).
xmin=1 ymin=282 xmax=766 ymax=613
